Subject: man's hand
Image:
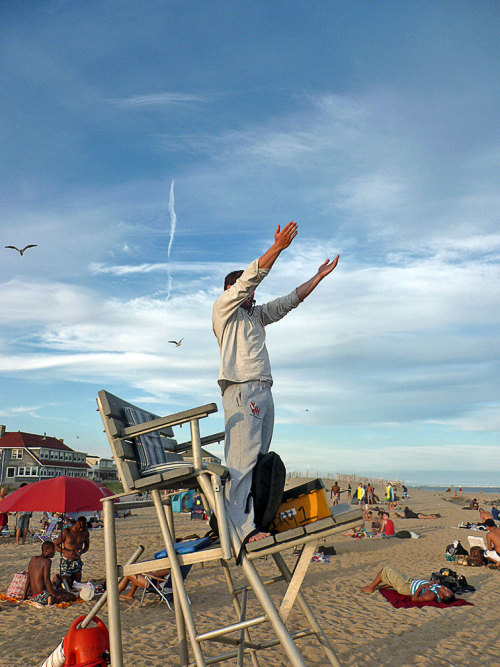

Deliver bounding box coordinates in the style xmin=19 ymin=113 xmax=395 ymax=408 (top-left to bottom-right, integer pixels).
xmin=317 ymin=256 xmax=339 ymax=278
xmin=274 ymin=222 xmax=298 ymax=250
xmin=259 ymin=221 xmax=298 ymax=270
xmin=296 ymin=254 xmax=340 ymax=301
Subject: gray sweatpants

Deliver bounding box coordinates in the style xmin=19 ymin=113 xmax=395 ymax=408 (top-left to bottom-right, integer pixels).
xmin=222 ymin=380 xmax=274 ymax=540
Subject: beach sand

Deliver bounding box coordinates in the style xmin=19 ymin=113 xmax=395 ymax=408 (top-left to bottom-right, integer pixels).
xmin=0 ymin=486 xmax=499 ymax=666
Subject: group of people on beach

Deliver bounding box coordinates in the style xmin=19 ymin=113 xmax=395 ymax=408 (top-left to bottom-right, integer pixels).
xmin=22 ymin=516 xmax=90 ymax=606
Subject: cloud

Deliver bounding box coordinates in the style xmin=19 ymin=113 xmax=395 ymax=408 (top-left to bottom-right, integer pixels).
xmin=0 ymin=405 xmax=42 ymax=419
xmin=115 ymin=93 xmax=210 ymax=108
xmin=1 ymin=234 xmax=499 ymax=437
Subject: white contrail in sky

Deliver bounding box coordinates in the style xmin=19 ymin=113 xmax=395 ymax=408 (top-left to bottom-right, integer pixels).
xmin=166 ymin=179 xmax=176 ymax=299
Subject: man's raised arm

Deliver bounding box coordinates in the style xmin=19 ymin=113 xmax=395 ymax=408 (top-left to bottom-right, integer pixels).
xmin=296 ymin=256 xmax=339 ymax=302
xmin=258 ymin=222 xmax=298 ymax=270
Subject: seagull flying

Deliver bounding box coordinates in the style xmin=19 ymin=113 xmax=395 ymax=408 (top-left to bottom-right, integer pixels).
xmin=5 ymin=244 xmax=38 ymax=255
xmin=168 ymin=338 xmax=184 ymax=347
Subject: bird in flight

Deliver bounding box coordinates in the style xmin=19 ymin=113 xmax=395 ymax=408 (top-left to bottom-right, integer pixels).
xmin=168 ymin=338 xmax=184 ymax=347
xmin=5 ymin=244 xmax=38 ymax=255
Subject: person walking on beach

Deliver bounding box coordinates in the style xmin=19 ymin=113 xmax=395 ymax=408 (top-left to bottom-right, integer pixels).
xmin=213 ymin=221 xmax=339 ymax=543
xmin=357 ymin=483 xmax=365 ymax=506
xmin=53 ymin=516 xmax=90 ymax=588
xmin=361 ymin=565 xmax=456 ymax=603
xmin=347 ymin=483 xmax=352 ymax=500
xmin=331 ymin=482 xmax=341 ymax=506
xmin=0 ymin=487 xmax=9 ymax=534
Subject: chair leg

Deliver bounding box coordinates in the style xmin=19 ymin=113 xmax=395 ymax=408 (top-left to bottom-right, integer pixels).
xmin=152 ymin=489 xmax=206 ymax=667
xmin=272 ymin=552 xmax=342 ymax=667
xmin=103 ymin=498 xmax=124 ymax=667
xmin=165 ymin=499 xmax=188 ymax=665
xmin=220 ymin=561 xmax=261 ymax=667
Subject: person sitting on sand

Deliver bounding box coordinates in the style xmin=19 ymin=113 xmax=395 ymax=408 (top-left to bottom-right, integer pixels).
xmin=484 ymin=519 xmax=500 ymax=566
xmin=23 ymin=541 xmax=76 ymax=606
xmin=491 ymin=504 xmax=499 ymax=521
xmin=361 ymin=565 xmax=456 ymax=603
xmin=378 ymin=512 xmax=395 ymax=538
xmin=395 ymin=507 xmax=441 ymax=519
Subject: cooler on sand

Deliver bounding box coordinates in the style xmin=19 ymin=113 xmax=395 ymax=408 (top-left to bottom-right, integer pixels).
xmin=270 ymin=479 xmax=330 ymax=532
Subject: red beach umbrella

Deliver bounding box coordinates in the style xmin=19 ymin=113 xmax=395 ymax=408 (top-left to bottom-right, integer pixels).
xmin=0 ymin=476 xmax=116 ymax=514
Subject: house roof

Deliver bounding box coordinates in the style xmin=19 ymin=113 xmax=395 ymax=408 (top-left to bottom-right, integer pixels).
xmin=0 ymin=431 xmax=75 ymax=452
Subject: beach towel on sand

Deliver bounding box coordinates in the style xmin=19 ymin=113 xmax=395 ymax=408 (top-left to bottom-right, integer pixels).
xmin=379 ymin=588 xmax=473 ymax=609
xmin=0 ymin=592 xmax=85 ymax=609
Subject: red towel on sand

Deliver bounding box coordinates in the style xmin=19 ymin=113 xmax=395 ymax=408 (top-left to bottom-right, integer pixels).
xmin=379 ymin=588 xmax=473 ymax=609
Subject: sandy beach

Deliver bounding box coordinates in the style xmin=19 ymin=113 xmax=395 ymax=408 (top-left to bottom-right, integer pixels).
xmin=1 ymin=485 xmax=499 ymax=667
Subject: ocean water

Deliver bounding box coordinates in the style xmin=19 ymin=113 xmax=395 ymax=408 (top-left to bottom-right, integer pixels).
xmin=411 ymin=485 xmax=500 ymax=495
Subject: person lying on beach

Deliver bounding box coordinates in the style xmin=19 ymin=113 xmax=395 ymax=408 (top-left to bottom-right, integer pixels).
xmin=395 ymin=507 xmax=441 ymax=519
xmin=484 ymin=519 xmax=500 ymax=566
xmin=23 ymin=541 xmax=76 ymax=606
xmin=118 ymin=568 xmax=171 ymax=600
xmin=360 ymin=565 xmax=456 ymax=603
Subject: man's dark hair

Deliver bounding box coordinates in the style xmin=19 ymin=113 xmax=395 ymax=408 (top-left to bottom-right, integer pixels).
xmin=484 ymin=518 xmax=496 ymax=528
xmin=42 ymin=540 xmax=54 ymax=553
xmin=77 ymin=516 xmax=87 ymax=527
xmin=224 ymin=270 xmax=243 ymax=290
xmin=441 ymin=593 xmax=456 ymax=604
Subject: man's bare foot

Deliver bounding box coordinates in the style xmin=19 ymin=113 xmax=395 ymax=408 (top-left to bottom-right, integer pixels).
xmin=120 ymin=593 xmax=135 ymax=600
xmin=248 ymin=531 xmax=271 ymax=543
xmin=360 ymin=586 xmax=375 ymax=594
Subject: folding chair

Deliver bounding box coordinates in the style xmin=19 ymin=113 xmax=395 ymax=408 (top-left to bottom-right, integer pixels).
xmin=97 ymin=390 xmax=364 ymax=667
xmin=33 ymin=517 xmax=59 ymax=543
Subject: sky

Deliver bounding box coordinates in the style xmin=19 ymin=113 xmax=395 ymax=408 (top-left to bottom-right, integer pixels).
xmin=1 ymin=1 xmax=499 ymax=486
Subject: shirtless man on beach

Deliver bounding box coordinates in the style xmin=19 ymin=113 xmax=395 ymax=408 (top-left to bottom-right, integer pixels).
xmin=484 ymin=519 xmax=500 ymax=565
xmin=23 ymin=541 xmax=75 ymax=605
xmin=53 ymin=516 xmax=90 ymax=588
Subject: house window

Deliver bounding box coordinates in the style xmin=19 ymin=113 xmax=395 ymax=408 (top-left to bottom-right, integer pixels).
xmin=11 ymin=449 xmax=23 ymax=459
xmin=29 ymin=466 xmax=38 ymax=476
xmin=6 ymin=467 xmax=15 ymax=478
xmin=17 ymin=467 xmax=26 ymax=476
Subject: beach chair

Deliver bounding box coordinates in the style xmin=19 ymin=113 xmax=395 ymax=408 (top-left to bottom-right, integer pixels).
xmin=33 ymin=517 xmax=59 ymax=543
xmin=97 ymin=389 xmax=364 ymax=667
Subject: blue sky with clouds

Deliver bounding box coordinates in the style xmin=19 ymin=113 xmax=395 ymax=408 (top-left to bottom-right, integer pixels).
xmin=1 ymin=1 xmax=499 ymax=485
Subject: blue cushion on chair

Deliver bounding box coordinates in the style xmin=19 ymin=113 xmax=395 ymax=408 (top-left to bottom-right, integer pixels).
xmin=123 ymin=406 xmax=182 ymax=475
xmin=154 ymin=537 xmax=212 ymax=559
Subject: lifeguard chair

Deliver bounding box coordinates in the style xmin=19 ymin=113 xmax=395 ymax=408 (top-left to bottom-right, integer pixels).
xmin=97 ymin=390 xmax=363 ymax=666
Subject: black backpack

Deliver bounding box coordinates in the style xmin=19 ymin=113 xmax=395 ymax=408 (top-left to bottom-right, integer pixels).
xmin=249 ymin=451 xmax=286 ymax=532
xmin=209 ymin=451 xmax=286 ymax=540
xmin=430 ymin=568 xmax=474 ymax=593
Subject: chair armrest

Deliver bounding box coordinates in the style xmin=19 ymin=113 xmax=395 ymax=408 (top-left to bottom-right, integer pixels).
xmin=120 ymin=403 xmax=218 ymax=439
xmin=175 ymin=432 xmax=225 ymax=453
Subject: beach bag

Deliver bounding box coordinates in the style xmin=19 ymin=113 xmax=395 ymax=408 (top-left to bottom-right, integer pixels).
xmin=467 ymin=546 xmax=485 ymax=567
xmin=446 ymin=540 xmax=468 ymax=558
xmin=430 ymin=568 xmax=471 ymax=593
xmin=394 ymin=530 xmax=411 ymax=539
xmin=249 ymin=451 xmax=286 ymax=532
xmin=6 ymin=570 xmax=28 ymax=598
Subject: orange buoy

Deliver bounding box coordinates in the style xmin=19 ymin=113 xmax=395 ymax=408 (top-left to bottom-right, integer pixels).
xmin=63 ymin=615 xmax=110 ymax=666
